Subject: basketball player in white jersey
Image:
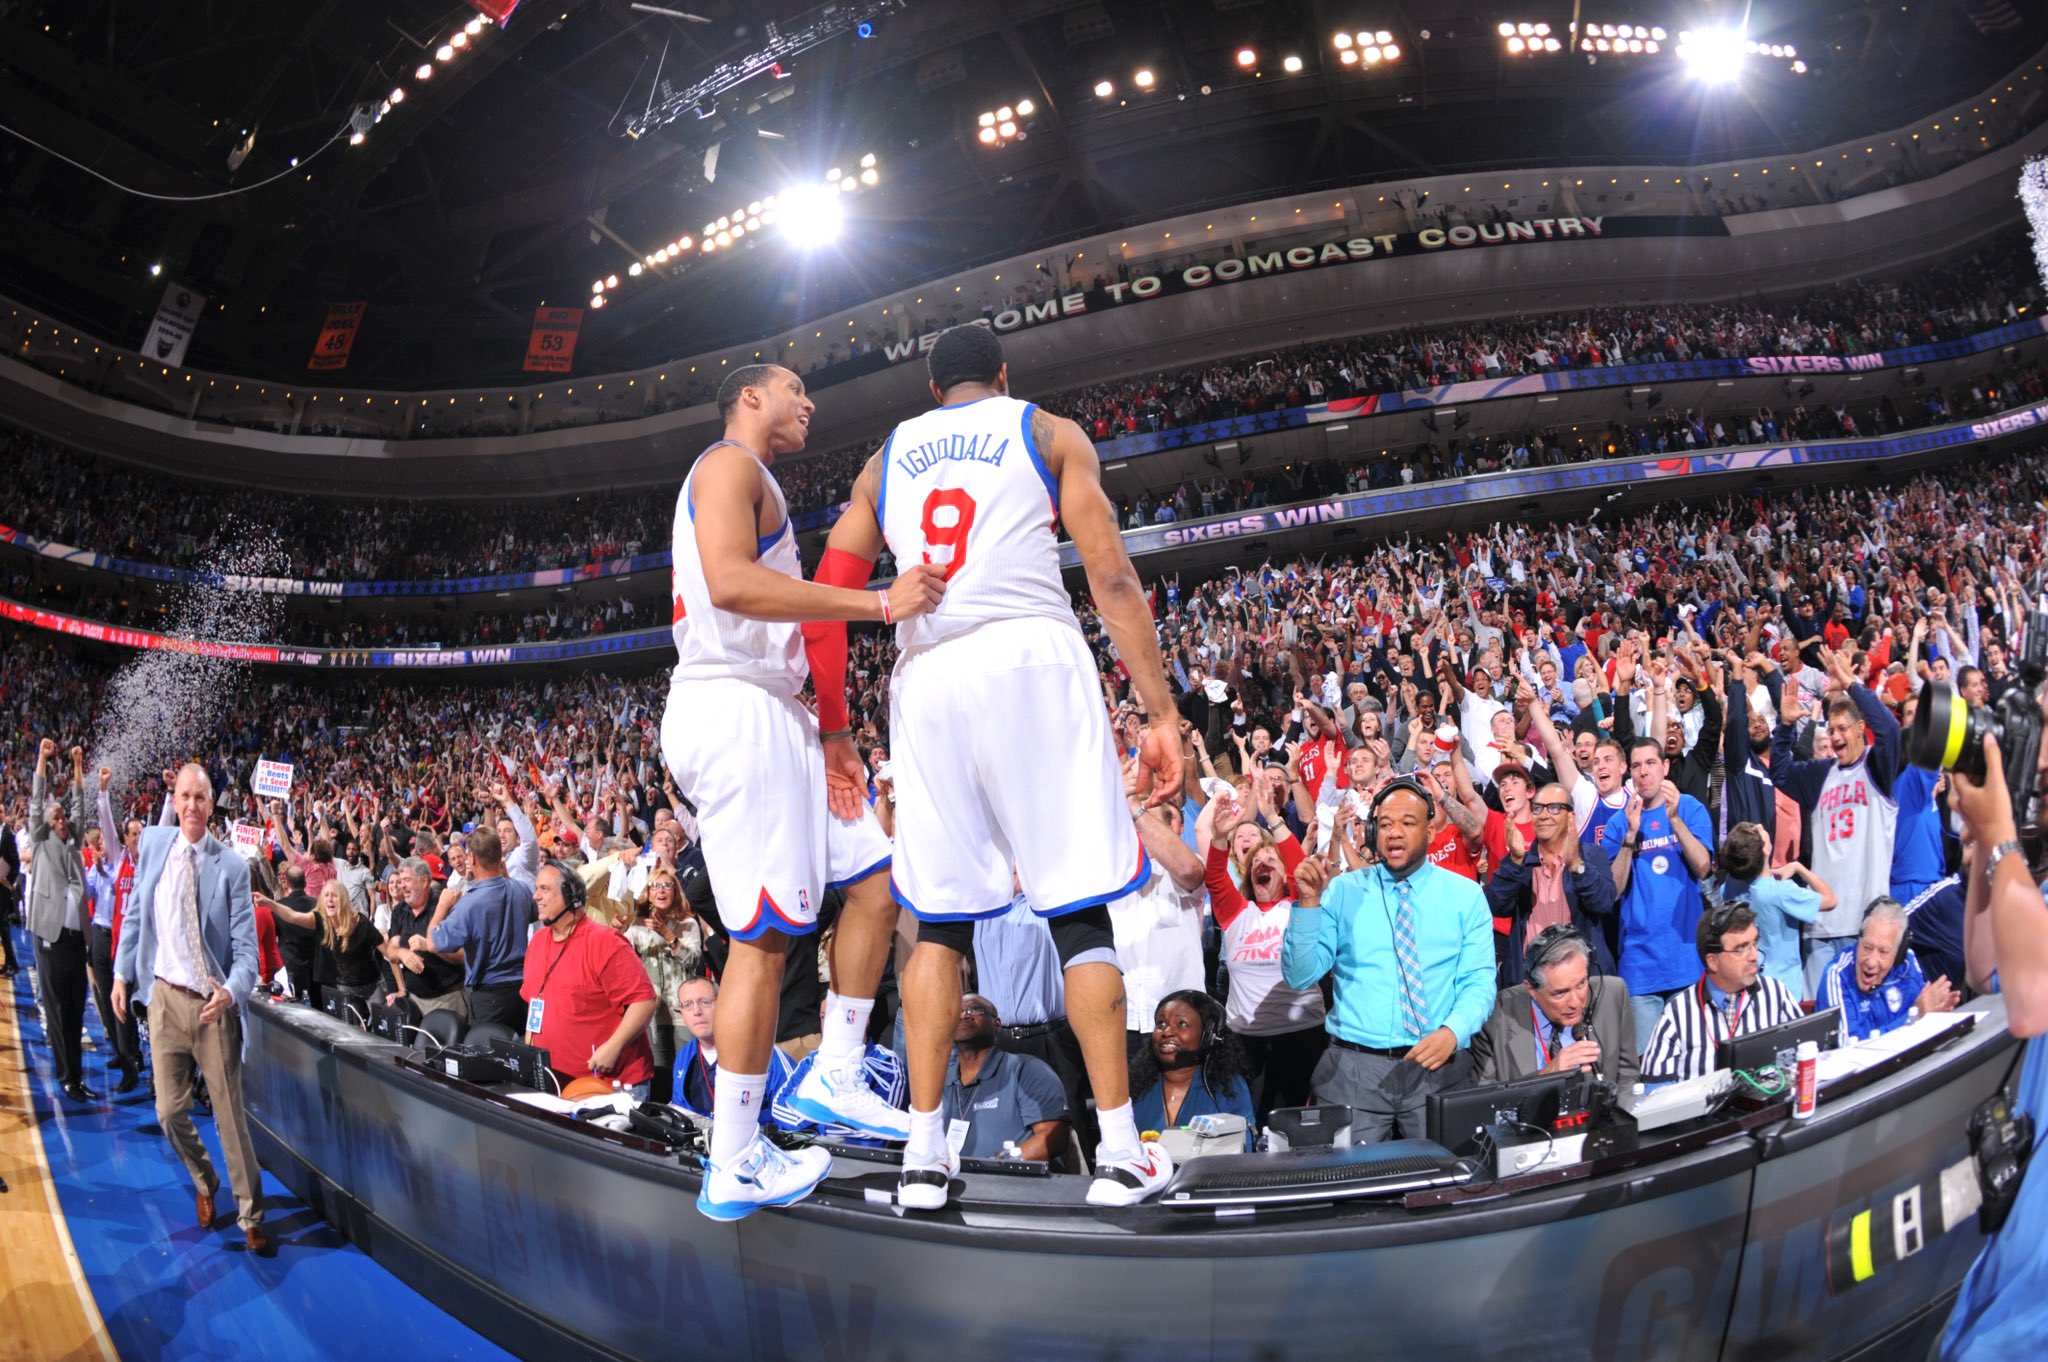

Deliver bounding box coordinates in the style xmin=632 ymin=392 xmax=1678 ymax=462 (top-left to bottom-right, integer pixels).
xmin=806 ymin=325 xmax=1184 ymax=1208
xmin=664 ymin=364 xmax=946 ymax=1220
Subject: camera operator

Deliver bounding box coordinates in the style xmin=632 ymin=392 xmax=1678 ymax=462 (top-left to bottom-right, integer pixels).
xmin=1938 ymin=729 xmax=2048 ymax=1359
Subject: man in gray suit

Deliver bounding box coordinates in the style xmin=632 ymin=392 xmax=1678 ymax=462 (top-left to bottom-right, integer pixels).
xmin=112 ymin=762 xmax=272 ymax=1256
xmin=28 ymin=739 xmax=94 ymax=1102
xmin=1470 ymin=925 xmax=1639 ymax=1098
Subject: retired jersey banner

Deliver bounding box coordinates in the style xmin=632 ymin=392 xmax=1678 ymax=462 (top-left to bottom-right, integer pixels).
xmin=140 ymin=283 xmax=207 ymax=368
xmin=308 ymin=301 xmax=367 ymax=371
xmin=523 ymin=306 xmax=584 ymax=374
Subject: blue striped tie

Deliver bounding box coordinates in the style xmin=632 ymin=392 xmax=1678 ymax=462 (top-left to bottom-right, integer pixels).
xmin=1393 ymin=879 xmax=1427 ymax=1040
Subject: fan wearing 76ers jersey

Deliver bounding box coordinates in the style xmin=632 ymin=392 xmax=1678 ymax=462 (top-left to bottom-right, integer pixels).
xmin=807 ymin=324 xmax=1185 ymax=1210
xmin=1770 ymin=644 xmax=1903 ymax=999
xmin=662 ymin=364 xmax=946 ymax=1221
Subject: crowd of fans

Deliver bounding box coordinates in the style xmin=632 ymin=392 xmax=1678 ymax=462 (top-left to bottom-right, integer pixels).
xmin=3 ymin=232 xmax=2040 ymax=592
xmin=8 ymin=442 xmax=2032 ymax=1131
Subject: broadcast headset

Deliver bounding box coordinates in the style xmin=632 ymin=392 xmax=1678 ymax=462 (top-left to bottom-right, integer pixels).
xmin=540 ymin=857 xmax=588 ymax=925
xmin=1362 ymin=774 xmax=1439 ymax=851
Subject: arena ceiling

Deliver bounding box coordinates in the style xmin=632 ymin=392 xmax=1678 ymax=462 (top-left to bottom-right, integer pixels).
xmin=0 ymin=0 xmax=2039 ymax=389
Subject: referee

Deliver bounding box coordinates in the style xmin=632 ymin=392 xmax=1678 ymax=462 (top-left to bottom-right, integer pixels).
xmin=1639 ymin=902 xmax=1803 ymax=1081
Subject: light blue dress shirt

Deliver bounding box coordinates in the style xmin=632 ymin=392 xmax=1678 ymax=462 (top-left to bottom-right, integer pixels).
xmin=1280 ymin=861 xmax=1497 ymax=1049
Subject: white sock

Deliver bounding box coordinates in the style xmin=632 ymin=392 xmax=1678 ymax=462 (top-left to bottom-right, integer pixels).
xmin=710 ymin=1072 xmax=769 ymax=1168
xmin=1097 ymin=1102 xmax=1141 ymax=1162
xmin=906 ymin=1105 xmax=946 ymax=1163
xmin=820 ymin=991 xmax=874 ymax=1061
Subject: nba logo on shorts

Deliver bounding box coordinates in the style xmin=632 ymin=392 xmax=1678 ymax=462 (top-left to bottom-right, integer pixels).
xmin=799 ymin=889 xmax=811 ymax=916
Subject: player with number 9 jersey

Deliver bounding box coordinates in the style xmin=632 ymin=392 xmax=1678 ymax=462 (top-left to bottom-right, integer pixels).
xmin=808 ymin=323 xmax=1187 ymax=1211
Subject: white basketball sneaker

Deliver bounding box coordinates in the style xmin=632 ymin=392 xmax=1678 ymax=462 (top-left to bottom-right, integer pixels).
xmin=1087 ymin=1141 xmax=1175 ymax=1207
xmin=786 ymin=1054 xmax=912 ymax=1140
xmin=897 ymin=1146 xmax=960 ymax=1211
xmin=696 ymin=1135 xmax=833 ymax=1222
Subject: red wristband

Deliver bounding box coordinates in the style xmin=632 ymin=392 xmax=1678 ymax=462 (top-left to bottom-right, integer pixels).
xmin=879 ymin=589 xmax=893 ymax=627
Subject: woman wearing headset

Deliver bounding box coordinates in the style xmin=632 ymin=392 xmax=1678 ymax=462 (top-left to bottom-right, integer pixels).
xmin=1128 ymin=990 xmax=1256 ymax=1151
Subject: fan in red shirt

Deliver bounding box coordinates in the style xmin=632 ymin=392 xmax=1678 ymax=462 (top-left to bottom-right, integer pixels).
xmin=1420 ymin=756 xmax=1486 ymax=883
xmin=522 ymin=861 xmax=658 ymax=1093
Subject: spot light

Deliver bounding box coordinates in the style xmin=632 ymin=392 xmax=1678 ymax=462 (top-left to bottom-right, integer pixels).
xmin=1282 ymin=54 xmax=1303 ymax=73
xmin=1133 ymin=68 xmax=1155 ymax=89
xmin=1237 ymin=48 xmax=1256 ymax=68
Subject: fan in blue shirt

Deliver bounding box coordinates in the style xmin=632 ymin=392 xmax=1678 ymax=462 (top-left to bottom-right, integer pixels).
xmin=1603 ymin=739 xmax=1716 ymax=1039
xmin=1816 ymin=898 xmax=1959 ymax=1041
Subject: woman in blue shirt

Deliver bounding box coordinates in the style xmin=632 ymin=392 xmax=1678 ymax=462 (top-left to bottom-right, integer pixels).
xmin=1129 ymin=990 xmax=1257 ymax=1151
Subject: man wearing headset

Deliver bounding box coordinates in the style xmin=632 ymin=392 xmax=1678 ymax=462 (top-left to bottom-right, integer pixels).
xmin=1638 ymin=902 xmax=1803 ymax=1083
xmin=521 ymin=860 xmax=658 ymax=1098
xmin=1470 ymin=925 xmax=1639 ymax=1097
xmin=1280 ymin=776 xmax=1497 ymax=1142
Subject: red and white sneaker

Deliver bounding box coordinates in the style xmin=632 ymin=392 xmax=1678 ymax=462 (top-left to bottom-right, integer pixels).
xmin=897 ymin=1146 xmax=960 ymax=1211
xmin=1087 ymin=1140 xmax=1174 ymax=1206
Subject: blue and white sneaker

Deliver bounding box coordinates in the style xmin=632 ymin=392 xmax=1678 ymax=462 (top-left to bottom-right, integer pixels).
xmin=897 ymin=1146 xmax=959 ymax=1212
xmin=784 ymin=1053 xmax=912 ymax=1141
xmin=696 ymin=1136 xmax=833 ymax=1222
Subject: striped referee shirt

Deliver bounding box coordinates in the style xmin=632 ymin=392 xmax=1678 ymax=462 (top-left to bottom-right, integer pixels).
xmin=1640 ymin=975 xmax=1804 ymax=1081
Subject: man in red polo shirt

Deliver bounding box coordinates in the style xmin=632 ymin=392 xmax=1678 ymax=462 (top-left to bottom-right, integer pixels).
xmin=522 ymin=860 xmax=657 ymax=1097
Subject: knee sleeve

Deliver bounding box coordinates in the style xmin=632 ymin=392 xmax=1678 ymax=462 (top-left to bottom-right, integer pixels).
xmin=914 ymin=918 xmax=976 ymax=954
xmin=1049 ymin=905 xmax=1117 ymax=968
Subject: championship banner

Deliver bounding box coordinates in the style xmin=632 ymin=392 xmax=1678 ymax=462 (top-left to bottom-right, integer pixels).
xmin=308 ymin=302 xmax=367 ymax=371
xmin=140 ymin=283 xmax=207 ymax=368
xmin=523 ymin=306 xmax=585 ymax=374
xmin=253 ymin=759 xmax=295 ymax=799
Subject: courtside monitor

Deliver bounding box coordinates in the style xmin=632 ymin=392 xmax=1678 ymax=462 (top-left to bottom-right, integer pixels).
xmin=1427 ymin=1071 xmax=1576 ymax=1156
xmin=1716 ymin=1007 xmax=1842 ymax=1076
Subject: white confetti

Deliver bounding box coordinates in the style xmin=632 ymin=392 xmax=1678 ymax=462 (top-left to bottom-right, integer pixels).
xmin=2022 ymin=156 xmax=2048 ymax=294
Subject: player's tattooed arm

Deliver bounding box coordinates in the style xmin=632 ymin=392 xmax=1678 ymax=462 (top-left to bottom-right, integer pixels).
xmin=1031 ymin=406 xmax=1059 ymax=461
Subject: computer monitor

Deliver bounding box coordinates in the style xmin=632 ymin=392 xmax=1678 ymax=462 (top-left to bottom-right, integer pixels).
xmin=1716 ymin=1007 xmax=1842 ymax=1076
xmin=366 ymin=1000 xmax=406 ymax=1043
xmin=1426 ymin=1071 xmax=1578 ymax=1157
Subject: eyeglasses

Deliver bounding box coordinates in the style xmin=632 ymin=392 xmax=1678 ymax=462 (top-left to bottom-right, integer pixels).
xmin=1531 ymin=801 xmax=1572 ymax=815
xmin=959 ymin=1005 xmax=992 ymax=1018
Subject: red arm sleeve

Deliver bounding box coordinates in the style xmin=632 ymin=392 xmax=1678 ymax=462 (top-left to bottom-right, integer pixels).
xmin=1276 ymin=828 xmax=1309 ymax=898
xmin=800 ymin=547 xmax=877 ymax=732
xmin=1206 ymin=842 xmax=1250 ymax=931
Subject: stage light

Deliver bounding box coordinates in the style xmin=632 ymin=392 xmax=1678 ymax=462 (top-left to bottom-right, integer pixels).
xmin=389 ymin=86 xmax=405 ymax=104
xmin=840 ymin=174 xmax=857 ymax=191
xmin=1334 ymin=31 xmax=1353 ymax=49
xmin=677 ymin=235 xmax=692 ymax=250
xmin=978 ymin=110 xmax=997 ymax=127
xmin=349 ymin=130 xmax=366 ymax=145
xmin=978 ymin=126 xmax=998 ymax=144
xmin=1362 ymin=46 xmax=1380 ymax=61
xmin=998 ymin=119 xmax=1016 ymax=136
xmin=1497 ymin=23 xmax=1513 ymax=37
xmin=450 ymin=31 xmax=468 ymax=50
xmin=1340 ymin=48 xmax=1357 ymax=64
xmin=1383 ymin=42 xmax=1399 ymax=59
xmin=591 ymin=279 xmax=605 ymax=294
xmin=715 ymin=230 xmax=731 ymax=245
xmin=1651 ymin=26 xmax=1667 ymax=40
xmin=416 ymin=64 xmax=433 ymax=80
xmin=629 ymin=262 xmax=644 ymax=276
xmin=1677 ymin=28 xmax=1747 ymax=84
xmin=1517 ymin=22 xmax=1533 ymax=36
xmin=731 ymin=221 xmax=744 ymax=237
xmin=1791 ymin=59 xmax=1807 ymax=73
xmin=1237 ymin=48 xmax=1256 ymax=68
xmin=1507 ymin=36 xmax=1524 ymax=53
xmin=1134 ymin=68 xmax=1154 ymax=88
xmin=1375 ymin=30 xmax=1392 ymax=45
xmin=779 ymin=182 xmax=844 ymax=250
xmin=1094 ymin=79 xmax=1114 ymax=97
xmin=466 ymin=16 xmax=486 ymax=36
xmin=860 ymin=165 xmax=878 ymax=185
xmin=606 ymin=275 xmax=619 ymax=289
xmin=436 ymin=43 xmax=454 ymax=62
xmin=997 ymin=105 xmax=1013 ymax=121
xmin=1011 ymin=103 xmax=1030 ymax=119
xmin=745 ymin=216 xmax=760 ymax=231
xmin=1282 ymin=54 xmax=1302 ymax=73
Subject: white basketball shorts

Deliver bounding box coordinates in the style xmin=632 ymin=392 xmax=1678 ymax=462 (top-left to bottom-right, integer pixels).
xmin=661 ymin=676 xmax=891 ymax=941
xmin=887 ymin=615 xmax=1148 ymax=922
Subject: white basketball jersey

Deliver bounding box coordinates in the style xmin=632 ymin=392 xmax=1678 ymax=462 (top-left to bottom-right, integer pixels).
xmin=1814 ymin=757 xmax=1896 ymax=938
xmin=668 ymin=443 xmax=806 ymax=696
xmin=877 ymin=395 xmax=1077 ymax=650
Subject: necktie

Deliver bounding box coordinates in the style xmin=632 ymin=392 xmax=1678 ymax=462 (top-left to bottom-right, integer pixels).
xmin=181 ymin=844 xmax=214 ymax=991
xmin=1392 ymin=879 xmax=1428 ymax=1040
xmin=1724 ymin=997 xmax=1740 ymax=1037
xmin=1546 ymin=1022 xmax=1564 ymax=1057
